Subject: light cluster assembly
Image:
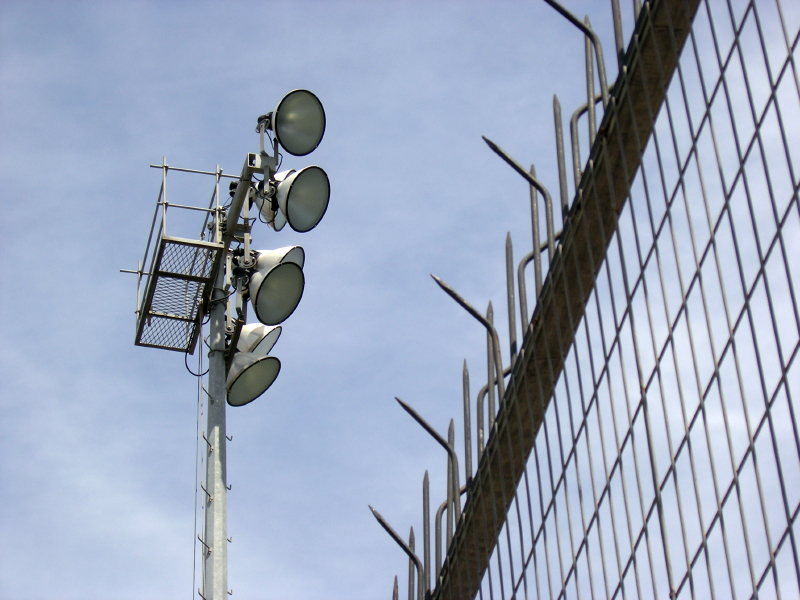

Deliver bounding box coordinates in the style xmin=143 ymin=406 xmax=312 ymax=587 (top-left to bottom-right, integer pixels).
xmin=225 ymin=90 xmax=329 ymax=407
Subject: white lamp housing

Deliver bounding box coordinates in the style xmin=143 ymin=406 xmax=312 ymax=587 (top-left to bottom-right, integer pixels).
xmin=272 ymin=89 xmax=326 ymax=156
xmin=237 ymin=323 xmax=281 ymax=356
xmin=248 ymin=246 xmax=305 ymax=325
xmin=254 ymin=192 xmax=287 ymax=232
xmin=226 ymin=353 xmax=281 ymax=407
xmin=275 ymin=166 xmax=330 ymax=233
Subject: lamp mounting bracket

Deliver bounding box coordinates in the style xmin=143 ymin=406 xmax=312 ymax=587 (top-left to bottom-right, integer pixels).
xmin=256 ymin=113 xmax=272 ymax=132
xmin=224 ymin=310 xmax=246 ymax=372
xmin=257 ymin=119 xmax=279 ymax=167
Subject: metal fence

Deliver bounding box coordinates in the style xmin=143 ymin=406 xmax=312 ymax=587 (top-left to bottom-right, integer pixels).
xmin=372 ymin=0 xmax=800 ymax=598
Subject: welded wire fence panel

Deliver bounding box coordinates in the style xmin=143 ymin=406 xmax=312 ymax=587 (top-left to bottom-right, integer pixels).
xmin=466 ymin=1 xmax=800 ymax=599
xmin=374 ymin=0 xmax=800 ymax=598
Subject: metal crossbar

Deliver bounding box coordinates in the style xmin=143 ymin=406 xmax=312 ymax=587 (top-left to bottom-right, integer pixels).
xmin=374 ymin=0 xmax=800 ymax=599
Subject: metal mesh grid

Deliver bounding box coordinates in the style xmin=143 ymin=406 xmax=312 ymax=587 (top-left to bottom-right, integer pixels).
xmin=159 ymin=239 xmax=216 ymax=280
xmin=151 ymin=275 xmax=203 ymax=320
xmin=138 ymin=313 xmax=198 ymax=352
xmin=466 ymin=1 xmax=800 ymax=599
xmin=135 ymin=239 xmax=219 ymax=352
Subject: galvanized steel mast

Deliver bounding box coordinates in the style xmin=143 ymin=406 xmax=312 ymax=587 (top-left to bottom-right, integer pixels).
xmin=204 ymin=231 xmax=229 ymax=599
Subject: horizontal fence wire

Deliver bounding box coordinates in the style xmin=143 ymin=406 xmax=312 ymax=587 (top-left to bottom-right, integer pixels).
xmin=454 ymin=0 xmax=800 ymax=599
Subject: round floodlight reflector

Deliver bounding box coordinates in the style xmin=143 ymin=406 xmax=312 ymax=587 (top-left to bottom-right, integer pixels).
xmin=273 ymin=89 xmax=326 ymax=156
xmin=248 ymin=247 xmax=305 ymax=325
xmin=276 ymin=166 xmax=330 ymax=233
xmin=226 ymin=353 xmax=281 ymax=407
xmin=249 ymin=261 xmax=304 ymax=325
xmin=237 ymin=323 xmax=282 ymax=356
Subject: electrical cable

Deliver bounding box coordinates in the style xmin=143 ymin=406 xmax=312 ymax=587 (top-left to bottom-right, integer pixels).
xmin=185 ymin=349 xmax=209 ymax=377
xmin=206 ymin=286 xmax=237 ymax=308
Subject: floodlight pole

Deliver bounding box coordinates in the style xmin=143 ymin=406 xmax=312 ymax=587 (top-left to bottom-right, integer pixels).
xmin=130 ymin=100 xmax=310 ymax=599
xmin=201 ymin=151 xmax=272 ymax=600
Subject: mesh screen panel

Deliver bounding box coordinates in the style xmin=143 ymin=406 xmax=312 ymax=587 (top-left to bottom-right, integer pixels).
xmin=136 ymin=239 xmax=219 ymax=353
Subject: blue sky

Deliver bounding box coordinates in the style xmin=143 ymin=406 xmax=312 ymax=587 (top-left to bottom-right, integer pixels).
xmin=0 ymin=2 xmax=675 ymax=598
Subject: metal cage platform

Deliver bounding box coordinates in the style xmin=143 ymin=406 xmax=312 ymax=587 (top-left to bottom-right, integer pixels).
xmin=130 ymin=162 xmax=232 ymax=354
xmin=135 ymin=235 xmax=221 ymax=353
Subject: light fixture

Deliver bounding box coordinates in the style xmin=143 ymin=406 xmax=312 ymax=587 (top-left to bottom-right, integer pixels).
xmin=254 ymin=187 xmax=288 ymax=232
xmin=248 ymin=246 xmax=305 ymax=326
xmin=226 ymin=353 xmax=281 ymax=406
xmin=271 ymin=89 xmax=326 ymax=156
xmin=275 ymin=166 xmax=330 ymax=233
xmin=237 ymin=323 xmax=281 ymax=356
